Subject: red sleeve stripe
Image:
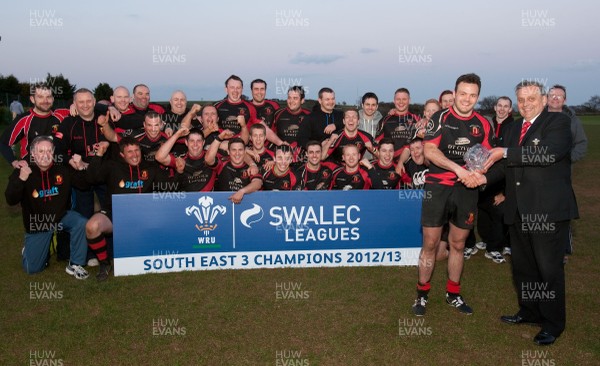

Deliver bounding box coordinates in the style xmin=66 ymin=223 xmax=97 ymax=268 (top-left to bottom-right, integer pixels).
xmin=8 ymin=114 xmax=32 ymax=146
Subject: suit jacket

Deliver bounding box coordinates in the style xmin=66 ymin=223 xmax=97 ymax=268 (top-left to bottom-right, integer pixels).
xmin=486 ymin=110 xmax=579 ymax=225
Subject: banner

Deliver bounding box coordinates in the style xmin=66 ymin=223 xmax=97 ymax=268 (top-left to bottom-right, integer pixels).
xmin=112 ymin=190 xmax=424 ymax=276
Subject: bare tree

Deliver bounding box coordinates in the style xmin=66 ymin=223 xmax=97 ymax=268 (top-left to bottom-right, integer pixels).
xmin=583 ymin=95 xmax=600 ymax=112
xmin=477 ymin=95 xmax=498 ymax=114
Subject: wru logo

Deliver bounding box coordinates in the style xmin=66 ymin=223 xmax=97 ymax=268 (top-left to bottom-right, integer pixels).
xmin=186 ymin=196 xmax=227 ymax=233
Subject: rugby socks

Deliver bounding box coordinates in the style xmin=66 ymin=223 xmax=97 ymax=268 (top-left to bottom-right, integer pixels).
xmin=88 ymin=235 xmax=108 ymax=262
xmin=416 ymin=281 xmax=431 ymax=297
xmin=446 ymin=279 xmax=460 ymax=295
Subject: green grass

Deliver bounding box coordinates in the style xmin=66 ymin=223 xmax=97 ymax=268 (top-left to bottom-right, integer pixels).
xmin=1 ymin=119 xmax=600 ymax=365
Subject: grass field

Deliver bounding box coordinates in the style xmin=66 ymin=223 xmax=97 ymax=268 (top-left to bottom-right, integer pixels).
xmin=1 ymin=118 xmax=599 ymax=365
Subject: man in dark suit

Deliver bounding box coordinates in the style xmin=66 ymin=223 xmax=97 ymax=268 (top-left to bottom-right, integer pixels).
xmin=480 ymin=81 xmax=579 ymax=346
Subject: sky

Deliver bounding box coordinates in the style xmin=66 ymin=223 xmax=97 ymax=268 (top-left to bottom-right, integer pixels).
xmin=1 ymin=0 xmax=599 ymax=106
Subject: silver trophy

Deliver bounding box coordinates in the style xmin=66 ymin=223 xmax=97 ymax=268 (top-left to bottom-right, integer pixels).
xmin=463 ymin=143 xmax=490 ymax=171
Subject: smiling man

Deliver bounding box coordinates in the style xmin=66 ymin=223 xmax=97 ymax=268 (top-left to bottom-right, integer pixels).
xmin=5 ymin=136 xmax=90 ymax=279
xmin=112 ymin=84 xmax=165 ymax=132
xmin=546 ymin=84 xmax=587 ymax=163
xmin=54 ymin=88 xmax=113 ymax=220
xmin=214 ymin=75 xmax=260 ymax=137
xmin=412 ymin=73 xmax=495 ymax=317
xmin=0 ymin=83 xmax=70 ymax=167
xmin=480 ymin=81 xmax=579 ymax=346
xmin=84 ymin=137 xmax=170 ymax=281
xmin=322 ymin=109 xmax=376 ymax=165
xmin=376 ymin=88 xmax=420 ymax=162
xmin=297 ymin=87 xmax=344 ymax=149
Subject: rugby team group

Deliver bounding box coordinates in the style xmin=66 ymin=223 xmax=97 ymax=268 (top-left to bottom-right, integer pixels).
xmin=3 ymin=72 xmax=583 ymax=346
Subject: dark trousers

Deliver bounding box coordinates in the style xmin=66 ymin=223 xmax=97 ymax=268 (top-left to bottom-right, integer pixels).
xmin=510 ymin=218 xmax=569 ymax=337
xmin=74 ymin=185 xmax=107 ymax=219
xmin=477 ymin=199 xmax=508 ymax=252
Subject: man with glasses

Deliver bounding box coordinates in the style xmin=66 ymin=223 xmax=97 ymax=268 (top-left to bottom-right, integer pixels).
xmin=546 ymin=85 xmax=587 ymax=163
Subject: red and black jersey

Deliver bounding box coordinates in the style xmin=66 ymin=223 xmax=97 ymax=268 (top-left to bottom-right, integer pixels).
xmin=131 ymin=131 xmax=169 ymax=166
xmin=162 ymin=108 xmax=190 ymax=157
xmin=168 ymin=152 xmax=216 ymax=192
xmin=330 ymin=167 xmax=371 ymax=190
xmin=366 ymin=161 xmax=400 ymax=190
xmin=262 ymin=168 xmax=298 ymax=191
xmin=113 ymin=103 xmax=165 ymax=133
xmin=272 ymin=107 xmax=310 ymax=147
xmin=404 ymin=158 xmax=428 ymax=189
xmin=214 ymin=160 xmax=263 ymax=192
xmin=424 ymin=106 xmax=495 ymax=186
xmin=86 ymin=156 xmax=169 ymax=211
xmin=326 ymin=129 xmax=375 ymax=164
xmin=253 ymin=100 xmax=280 ymax=128
xmin=54 ymin=115 xmax=112 ymax=162
xmin=162 ymin=108 xmax=187 ymax=132
xmin=5 ymin=163 xmax=88 ymax=233
xmin=214 ymin=99 xmax=259 ymax=136
xmin=0 ymin=108 xmax=69 ymax=162
xmin=376 ymin=112 xmax=420 ymax=159
xmin=293 ymin=163 xmax=333 ymax=190
xmin=251 ymin=148 xmax=275 ymax=174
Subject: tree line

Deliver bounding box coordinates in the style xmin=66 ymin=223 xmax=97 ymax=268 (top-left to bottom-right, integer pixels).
xmin=2 ymin=73 xmax=599 ymax=116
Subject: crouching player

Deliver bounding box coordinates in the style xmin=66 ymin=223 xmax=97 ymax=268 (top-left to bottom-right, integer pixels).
xmin=84 ymin=137 xmax=171 ymax=281
xmin=5 ymin=136 xmax=90 ymax=279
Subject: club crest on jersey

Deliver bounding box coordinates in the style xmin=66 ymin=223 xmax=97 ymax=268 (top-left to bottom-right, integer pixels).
xmin=322 ymin=171 xmax=330 ymax=178
xmin=238 ymin=108 xmax=246 ymax=116
xmin=264 ymin=107 xmax=273 ymax=116
xmin=186 ymin=196 xmax=226 ymax=248
xmin=55 ymin=175 xmax=63 ymax=185
xmin=141 ymin=170 xmax=149 ymax=180
xmin=352 ymin=175 xmax=360 ymax=183
xmin=469 ymin=124 xmax=482 ymax=137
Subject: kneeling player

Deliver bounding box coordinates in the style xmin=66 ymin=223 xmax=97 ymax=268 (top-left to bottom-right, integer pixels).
xmin=5 ymin=136 xmax=90 ymax=279
xmin=84 ymin=138 xmax=171 ymax=281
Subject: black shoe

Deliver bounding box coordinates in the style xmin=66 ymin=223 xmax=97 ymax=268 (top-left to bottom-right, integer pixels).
xmin=500 ymin=314 xmax=541 ymax=326
xmin=412 ymin=295 xmax=428 ymax=316
xmin=97 ymin=262 xmax=112 ymax=282
xmin=446 ymin=293 xmax=473 ymax=315
xmin=534 ymin=331 xmax=556 ymax=346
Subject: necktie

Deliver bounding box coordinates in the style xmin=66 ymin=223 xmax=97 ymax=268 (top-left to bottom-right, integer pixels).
xmin=519 ymin=121 xmax=531 ymax=145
